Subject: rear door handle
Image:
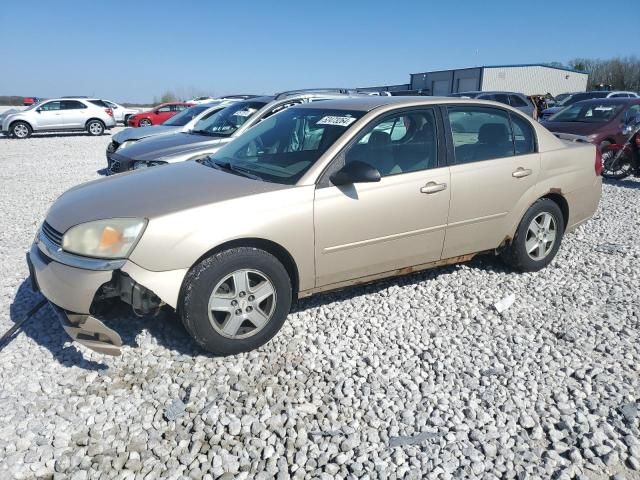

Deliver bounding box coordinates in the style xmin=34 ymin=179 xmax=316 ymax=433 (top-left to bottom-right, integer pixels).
xmin=512 ymin=168 xmax=532 ymax=178
xmin=420 ymin=182 xmax=447 ymax=194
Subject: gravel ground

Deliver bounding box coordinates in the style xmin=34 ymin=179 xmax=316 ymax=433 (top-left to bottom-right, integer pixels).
xmin=1 ymin=129 xmax=640 ymax=480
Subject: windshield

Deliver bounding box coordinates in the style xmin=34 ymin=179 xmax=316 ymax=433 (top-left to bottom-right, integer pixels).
xmin=200 ymin=107 xmax=364 ymax=184
xmin=163 ymin=104 xmax=212 ymax=126
xmin=191 ymin=101 xmax=267 ymax=137
xmin=550 ymin=102 xmax=624 ymax=123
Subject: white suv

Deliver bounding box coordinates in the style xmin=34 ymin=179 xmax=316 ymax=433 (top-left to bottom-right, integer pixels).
xmin=1 ymin=98 xmax=117 ymax=138
xmin=102 ymin=100 xmax=140 ymax=125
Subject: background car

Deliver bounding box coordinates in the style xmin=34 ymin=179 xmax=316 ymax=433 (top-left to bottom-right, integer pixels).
xmin=107 ymin=89 xmax=366 ymax=173
xmin=540 ymin=91 xmax=639 ymax=120
xmin=102 ymin=100 xmax=140 ymax=125
xmin=126 ymin=102 xmax=193 ymax=127
xmin=106 ymin=100 xmax=242 ymax=167
xmin=448 ymin=91 xmax=535 ymax=116
xmin=2 ymin=97 xmax=116 ymax=138
xmin=23 ymin=97 xmax=43 ymax=106
xmin=541 ymin=98 xmax=640 ymax=149
xmin=188 ymin=96 xmax=216 ymax=104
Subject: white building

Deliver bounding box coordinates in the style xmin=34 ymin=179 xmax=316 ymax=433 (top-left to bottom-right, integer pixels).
xmin=410 ymin=64 xmax=589 ymax=96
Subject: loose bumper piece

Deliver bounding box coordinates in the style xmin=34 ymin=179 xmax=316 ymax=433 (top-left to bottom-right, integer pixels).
xmin=52 ymin=305 xmax=122 ymax=356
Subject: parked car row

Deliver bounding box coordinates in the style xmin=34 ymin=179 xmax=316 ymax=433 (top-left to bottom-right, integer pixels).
xmin=26 ymin=89 xmax=603 ymax=356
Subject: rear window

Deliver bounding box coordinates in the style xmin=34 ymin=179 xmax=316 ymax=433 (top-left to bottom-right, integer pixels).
xmin=89 ymin=100 xmax=108 ymax=108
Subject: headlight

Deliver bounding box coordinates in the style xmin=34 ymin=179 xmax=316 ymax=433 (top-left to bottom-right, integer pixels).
xmin=133 ymin=160 xmax=167 ymax=170
xmin=118 ymin=140 xmax=136 ymax=150
xmin=62 ymin=218 xmax=147 ymax=259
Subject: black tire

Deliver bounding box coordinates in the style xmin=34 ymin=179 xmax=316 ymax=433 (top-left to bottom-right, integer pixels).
xmin=10 ymin=121 xmax=32 ymax=139
xmin=181 ymin=247 xmax=292 ymax=355
xmin=601 ymin=145 xmax=632 ymax=180
xmin=123 ymin=115 xmax=131 ymax=126
xmin=500 ymin=198 xmax=565 ymax=272
xmin=139 ymin=118 xmax=152 ymax=127
xmin=86 ymin=120 xmax=105 ymax=136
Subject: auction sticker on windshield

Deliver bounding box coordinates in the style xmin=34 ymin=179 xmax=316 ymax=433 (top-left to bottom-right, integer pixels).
xmin=317 ymin=116 xmax=357 ymax=127
xmin=234 ymin=109 xmax=257 ymax=117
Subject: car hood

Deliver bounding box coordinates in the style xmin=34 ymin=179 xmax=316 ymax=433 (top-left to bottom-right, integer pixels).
xmin=113 ymin=125 xmax=179 ymax=143
xmin=45 ymin=161 xmax=287 ymax=233
xmin=116 ymin=131 xmax=227 ymax=161
xmin=540 ymin=121 xmax=608 ymax=136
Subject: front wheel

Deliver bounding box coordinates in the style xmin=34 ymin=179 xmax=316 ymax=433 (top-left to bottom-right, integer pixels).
xmin=181 ymin=247 xmax=292 ymax=355
xmin=501 ymin=198 xmax=564 ymax=272
xmin=10 ymin=121 xmax=32 ymax=139
xmin=139 ymin=118 xmax=152 ymax=127
xmin=87 ymin=120 xmax=105 ymax=136
xmin=601 ymin=146 xmax=632 ymax=180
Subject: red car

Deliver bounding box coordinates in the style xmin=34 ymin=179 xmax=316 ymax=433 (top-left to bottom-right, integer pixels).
xmin=23 ymin=97 xmax=43 ymax=106
xmin=127 ymin=102 xmax=193 ymax=127
xmin=541 ymin=98 xmax=640 ymax=150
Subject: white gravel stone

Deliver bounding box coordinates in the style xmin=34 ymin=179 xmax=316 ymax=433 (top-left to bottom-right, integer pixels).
xmin=1 ymin=128 xmax=640 ymax=479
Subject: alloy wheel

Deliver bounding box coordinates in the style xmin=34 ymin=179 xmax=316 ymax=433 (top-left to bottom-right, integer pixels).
xmin=525 ymin=212 xmax=557 ymax=261
xmin=89 ymin=122 xmax=103 ymax=135
xmin=13 ymin=124 xmax=29 ymax=138
xmin=207 ymin=269 xmax=277 ymax=339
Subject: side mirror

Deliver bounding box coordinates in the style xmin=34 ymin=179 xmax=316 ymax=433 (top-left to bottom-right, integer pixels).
xmin=330 ymin=160 xmax=381 ymax=186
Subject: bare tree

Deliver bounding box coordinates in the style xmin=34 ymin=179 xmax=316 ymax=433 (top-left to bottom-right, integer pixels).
xmin=568 ymin=56 xmax=640 ymax=91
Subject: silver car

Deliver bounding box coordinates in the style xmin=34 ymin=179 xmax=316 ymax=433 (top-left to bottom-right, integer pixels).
xmin=449 ymin=91 xmax=535 ymax=117
xmin=106 ymin=100 xmax=242 ymax=167
xmin=2 ymin=98 xmax=117 ymax=138
xmin=107 ymin=90 xmax=364 ymax=173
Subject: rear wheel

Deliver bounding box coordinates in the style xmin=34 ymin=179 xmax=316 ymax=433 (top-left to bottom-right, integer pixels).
xmin=501 ymin=198 xmax=564 ymax=272
xmin=87 ymin=120 xmax=105 ymax=136
xmin=139 ymin=118 xmax=152 ymax=127
xmin=601 ymin=146 xmax=632 ymax=179
xmin=124 ymin=114 xmax=132 ymax=125
xmin=181 ymin=247 xmax=292 ymax=355
xmin=10 ymin=121 xmax=32 ymax=139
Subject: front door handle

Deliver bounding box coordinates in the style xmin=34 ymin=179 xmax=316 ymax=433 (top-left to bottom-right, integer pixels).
xmin=420 ymin=182 xmax=447 ymax=194
xmin=512 ymin=167 xmax=532 ymax=178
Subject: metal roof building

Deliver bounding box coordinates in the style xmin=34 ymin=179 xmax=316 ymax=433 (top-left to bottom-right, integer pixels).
xmin=409 ymin=64 xmax=589 ymax=96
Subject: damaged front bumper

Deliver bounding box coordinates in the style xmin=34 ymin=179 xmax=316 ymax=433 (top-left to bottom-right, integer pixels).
xmin=27 ymin=233 xmax=183 ymax=356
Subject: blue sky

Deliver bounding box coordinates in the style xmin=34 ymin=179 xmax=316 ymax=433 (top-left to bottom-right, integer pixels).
xmin=0 ymin=0 xmax=637 ymax=103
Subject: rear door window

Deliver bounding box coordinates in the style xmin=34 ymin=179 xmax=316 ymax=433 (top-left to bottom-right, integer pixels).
xmin=61 ymin=100 xmax=87 ymax=110
xmin=447 ymin=106 xmax=515 ymax=163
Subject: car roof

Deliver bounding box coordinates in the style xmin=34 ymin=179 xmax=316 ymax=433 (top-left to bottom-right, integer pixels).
xmin=287 ymin=96 xmax=507 ymax=112
xmin=456 ymin=91 xmax=525 ymax=95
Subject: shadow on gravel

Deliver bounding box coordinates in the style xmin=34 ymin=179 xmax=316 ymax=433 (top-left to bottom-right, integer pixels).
xmin=0 ymin=132 xmax=112 ymax=140
xmin=10 ymin=279 xmax=204 ymax=368
xmin=9 ymin=281 xmax=109 ymax=370
xmin=604 ymin=178 xmax=640 ymax=190
xmin=292 ymin=253 xmax=509 ymax=313
xmin=8 ymin=254 xmax=508 ymax=366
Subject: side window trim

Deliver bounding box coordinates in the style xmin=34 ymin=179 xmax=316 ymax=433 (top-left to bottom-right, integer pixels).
xmin=317 ymin=106 xmax=445 ymax=187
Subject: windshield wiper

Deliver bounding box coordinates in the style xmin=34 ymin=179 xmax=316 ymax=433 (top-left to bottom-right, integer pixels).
xmin=190 ymin=129 xmax=219 ymax=136
xmin=209 ymin=159 xmax=262 ymax=181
